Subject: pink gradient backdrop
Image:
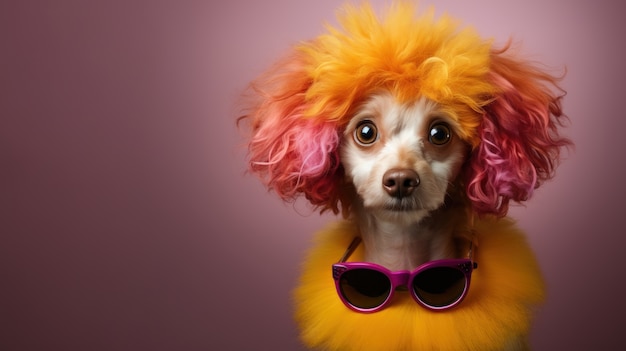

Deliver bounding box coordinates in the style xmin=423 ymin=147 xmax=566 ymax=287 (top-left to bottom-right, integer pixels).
xmin=1 ymin=0 xmax=624 ymax=350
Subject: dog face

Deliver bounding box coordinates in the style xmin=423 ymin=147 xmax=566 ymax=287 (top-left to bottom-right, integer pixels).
xmin=341 ymin=92 xmax=467 ymax=221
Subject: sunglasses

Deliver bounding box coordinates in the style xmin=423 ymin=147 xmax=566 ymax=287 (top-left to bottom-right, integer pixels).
xmin=332 ymin=237 xmax=477 ymax=313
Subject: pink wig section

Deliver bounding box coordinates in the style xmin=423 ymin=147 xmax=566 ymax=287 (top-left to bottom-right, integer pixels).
xmin=466 ymin=52 xmax=572 ymax=217
xmin=241 ymin=52 xmax=348 ymax=214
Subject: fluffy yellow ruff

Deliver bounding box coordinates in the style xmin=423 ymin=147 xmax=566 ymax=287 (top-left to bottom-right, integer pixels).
xmin=294 ymin=218 xmax=545 ymax=350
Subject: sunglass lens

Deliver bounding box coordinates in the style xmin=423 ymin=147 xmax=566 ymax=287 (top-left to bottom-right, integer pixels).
xmin=339 ymin=269 xmax=391 ymax=309
xmin=412 ymin=267 xmax=466 ymax=308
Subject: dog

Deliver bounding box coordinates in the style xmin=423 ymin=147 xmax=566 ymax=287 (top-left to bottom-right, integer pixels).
xmin=239 ymin=2 xmax=570 ymax=350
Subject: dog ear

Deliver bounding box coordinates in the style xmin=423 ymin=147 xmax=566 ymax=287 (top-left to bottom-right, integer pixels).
xmin=239 ymin=50 xmax=349 ymax=215
xmin=465 ymin=48 xmax=571 ymax=217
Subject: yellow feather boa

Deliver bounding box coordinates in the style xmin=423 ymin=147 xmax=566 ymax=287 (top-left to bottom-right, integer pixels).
xmin=294 ymin=218 xmax=545 ymax=350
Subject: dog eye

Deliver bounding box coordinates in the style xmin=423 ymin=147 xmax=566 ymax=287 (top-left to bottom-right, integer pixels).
xmin=354 ymin=121 xmax=378 ymax=145
xmin=429 ymin=123 xmax=451 ymax=145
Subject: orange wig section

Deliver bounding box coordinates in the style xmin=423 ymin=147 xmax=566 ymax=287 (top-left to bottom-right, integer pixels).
xmin=300 ymin=2 xmax=496 ymax=145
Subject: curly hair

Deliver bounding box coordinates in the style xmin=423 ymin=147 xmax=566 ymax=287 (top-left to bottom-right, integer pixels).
xmin=239 ymin=2 xmax=571 ymax=217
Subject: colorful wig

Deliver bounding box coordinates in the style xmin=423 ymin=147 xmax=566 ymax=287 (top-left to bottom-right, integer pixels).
xmin=240 ymin=2 xmax=570 ymax=217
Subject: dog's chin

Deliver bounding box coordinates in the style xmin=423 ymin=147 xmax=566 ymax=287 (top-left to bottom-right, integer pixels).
xmin=383 ymin=198 xmax=419 ymax=212
xmin=365 ymin=197 xmax=436 ymax=221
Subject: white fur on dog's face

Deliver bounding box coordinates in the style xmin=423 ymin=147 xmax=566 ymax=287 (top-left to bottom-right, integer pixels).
xmin=341 ymin=92 xmax=468 ymax=222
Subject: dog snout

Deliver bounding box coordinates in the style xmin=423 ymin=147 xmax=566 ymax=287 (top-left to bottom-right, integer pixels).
xmin=382 ymin=169 xmax=419 ymax=198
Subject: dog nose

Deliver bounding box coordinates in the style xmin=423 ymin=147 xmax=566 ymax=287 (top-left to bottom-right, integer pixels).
xmin=382 ymin=169 xmax=419 ymax=198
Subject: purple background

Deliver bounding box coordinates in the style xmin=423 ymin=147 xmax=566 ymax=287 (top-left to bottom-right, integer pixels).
xmin=1 ymin=0 xmax=624 ymax=350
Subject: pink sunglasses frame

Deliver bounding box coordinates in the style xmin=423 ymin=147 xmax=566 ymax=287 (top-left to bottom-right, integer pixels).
xmin=332 ymin=237 xmax=477 ymax=313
